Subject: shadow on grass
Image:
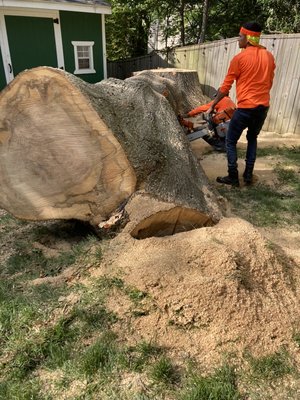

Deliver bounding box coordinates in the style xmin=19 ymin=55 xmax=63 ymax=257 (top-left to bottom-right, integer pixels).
xmin=0 ymin=218 xmax=100 ymax=279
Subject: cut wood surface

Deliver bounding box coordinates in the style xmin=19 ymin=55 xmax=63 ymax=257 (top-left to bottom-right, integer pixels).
xmin=0 ymin=67 xmax=222 ymax=227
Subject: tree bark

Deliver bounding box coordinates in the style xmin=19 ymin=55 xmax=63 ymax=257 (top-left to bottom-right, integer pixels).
xmin=133 ymin=68 xmax=209 ymax=115
xmin=0 ymin=67 xmax=221 ymax=229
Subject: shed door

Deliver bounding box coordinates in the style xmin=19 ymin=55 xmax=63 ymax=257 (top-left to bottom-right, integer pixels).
xmin=5 ymin=15 xmax=58 ymax=77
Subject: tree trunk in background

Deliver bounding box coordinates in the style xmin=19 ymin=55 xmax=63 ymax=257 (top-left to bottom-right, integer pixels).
xmin=0 ymin=67 xmax=221 ymax=229
xmin=199 ymin=0 xmax=209 ymax=43
xmin=179 ymin=0 xmax=186 ymax=46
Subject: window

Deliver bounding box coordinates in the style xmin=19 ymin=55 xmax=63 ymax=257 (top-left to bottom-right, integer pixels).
xmin=72 ymin=41 xmax=96 ymax=74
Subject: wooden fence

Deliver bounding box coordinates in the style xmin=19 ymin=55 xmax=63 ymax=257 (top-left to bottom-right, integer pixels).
xmin=107 ymin=33 xmax=300 ymax=136
xmin=107 ymin=52 xmax=169 ymax=80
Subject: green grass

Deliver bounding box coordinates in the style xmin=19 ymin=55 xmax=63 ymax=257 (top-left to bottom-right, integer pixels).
xmin=74 ymin=306 xmax=118 ymax=329
xmin=293 ymin=332 xmax=300 ymax=348
xmin=275 ymin=164 xmax=299 ymax=183
xmin=5 ymin=247 xmax=76 ymax=277
xmin=0 ymin=277 xmax=121 ymax=390
xmin=238 ymin=145 xmax=300 ymax=163
xmin=179 ymin=364 xmax=240 ymax=400
xmin=0 ymin=217 xmax=115 ymax=397
xmin=0 ymin=258 xmax=156 ymax=398
xmin=246 ymin=350 xmax=293 ymax=380
xmin=92 ymin=276 xmax=149 ymax=311
xmin=96 ymin=276 xmax=125 ymax=290
xmin=1 ymin=220 xmax=103 ymax=282
xmin=80 ymin=331 xmax=119 ymax=377
xmin=0 ymin=379 xmax=49 ymax=400
xmin=28 ymin=283 xmax=67 ymax=303
xmin=219 ymin=183 xmax=299 ymax=226
xmin=0 ymin=213 xmax=26 ymax=229
xmin=72 ymin=235 xmax=100 ymax=257
xmin=150 ymin=356 xmax=179 ymax=385
xmin=0 ymin=280 xmax=68 ymax=350
xmin=9 ymin=314 xmax=78 ymax=378
xmin=127 ymin=287 xmax=148 ymax=302
xmin=219 ymin=178 xmax=300 ymax=227
xmin=124 ymin=341 xmax=163 ymax=372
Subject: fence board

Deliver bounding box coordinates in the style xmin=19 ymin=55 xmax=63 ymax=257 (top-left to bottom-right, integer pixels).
xmin=267 ymin=38 xmax=285 ymax=131
xmin=281 ymin=38 xmax=300 ymax=135
xmin=107 ymin=34 xmax=300 ymax=135
xmin=288 ymin=77 xmax=300 ymax=135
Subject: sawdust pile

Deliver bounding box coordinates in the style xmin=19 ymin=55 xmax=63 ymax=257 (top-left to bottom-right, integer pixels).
xmin=95 ymin=217 xmax=300 ymax=367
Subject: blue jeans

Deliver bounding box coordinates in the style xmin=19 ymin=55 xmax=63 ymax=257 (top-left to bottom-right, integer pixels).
xmin=226 ymin=106 xmax=269 ymax=170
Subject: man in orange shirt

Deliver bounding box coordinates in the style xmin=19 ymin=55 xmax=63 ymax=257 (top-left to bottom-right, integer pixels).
xmin=207 ymin=21 xmax=276 ymax=186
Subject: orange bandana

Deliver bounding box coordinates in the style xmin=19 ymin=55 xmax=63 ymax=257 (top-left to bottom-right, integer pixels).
xmin=240 ymin=27 xmax=261 ymax=37
xmin=240 ymin=27 xmax=262 ymax=47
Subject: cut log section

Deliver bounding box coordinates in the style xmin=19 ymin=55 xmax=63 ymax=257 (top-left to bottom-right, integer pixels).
xmin=0 ymin=67 xmax=222 ymax=228
xmin=0 ymin=68 xmax=136 ymax=223
xmin=130 ymin=206 xmax=212 ymax=239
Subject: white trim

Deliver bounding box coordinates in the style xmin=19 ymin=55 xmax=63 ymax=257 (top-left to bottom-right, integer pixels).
xmin=101 ymin=14 xmax=107 ymax=79
xmin=0 ymin=8 xmax=59 ymax=18
xmin=0 ymin=1 xmax=112 ymax=15
xmin=72 ymin=41 xmax=96 ymax=75
xmin=52 ymin=11 xmax=65 ymax=69
xmin=0 ymin=13 xmax=13 ymax=82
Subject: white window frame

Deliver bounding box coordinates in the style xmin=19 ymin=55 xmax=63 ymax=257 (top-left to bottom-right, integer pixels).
xmin=72 ymin=41 xmax=96 ymax=75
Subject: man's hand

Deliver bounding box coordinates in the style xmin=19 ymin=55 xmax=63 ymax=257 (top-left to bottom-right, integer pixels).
xmin=206 ymin=89 xmax=227 ymax=115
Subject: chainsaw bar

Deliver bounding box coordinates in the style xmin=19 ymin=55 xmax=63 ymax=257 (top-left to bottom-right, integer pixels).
xmin=186 ymin=127 xmax=209 ymax=142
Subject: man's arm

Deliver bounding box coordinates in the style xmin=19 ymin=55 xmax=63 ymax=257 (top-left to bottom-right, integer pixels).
xmin=187 ymin=100 xmax=213 ymax=117
xmin=206 ymin=91 xmax=227 ymax=115
xmin=207 ymin=56 xmax=239 ymax=114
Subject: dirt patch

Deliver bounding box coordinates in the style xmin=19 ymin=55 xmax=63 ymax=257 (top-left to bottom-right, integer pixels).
xmin=198 ymin=151 xmax=280 ymax=188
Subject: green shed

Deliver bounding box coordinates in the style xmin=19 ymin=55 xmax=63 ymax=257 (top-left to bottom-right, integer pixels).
xmin=0 ymin=0 xmax=111 ymax=90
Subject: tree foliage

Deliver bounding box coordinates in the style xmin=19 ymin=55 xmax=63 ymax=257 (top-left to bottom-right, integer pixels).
xmin=105 ymin=0 xmax=300 ymax=60
xmin=105 ymin=0 xmax=155 ymax=60
xmin=259 ymin=0 xmax=300 ymax=33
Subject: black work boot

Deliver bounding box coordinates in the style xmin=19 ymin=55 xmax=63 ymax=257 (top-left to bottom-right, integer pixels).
xmin=243 ymin=165 xmax=254 ymax=184
xmin=216 ymin=168 xmax=240 ymax=187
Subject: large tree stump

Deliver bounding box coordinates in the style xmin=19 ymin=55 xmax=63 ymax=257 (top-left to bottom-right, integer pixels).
xmin=133 ymin=68 xmax=210 ymax=115
xmin=0 ymin=67 xmax=221 ymax=229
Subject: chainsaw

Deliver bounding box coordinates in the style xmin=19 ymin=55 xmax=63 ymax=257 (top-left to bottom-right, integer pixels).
xmin=178 ymin=107 xmax=235 ymax=143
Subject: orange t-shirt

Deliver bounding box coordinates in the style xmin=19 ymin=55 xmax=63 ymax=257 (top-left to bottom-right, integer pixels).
xmin=188 ymin=96 xmax=236 ymax=117
xmin=220 ymin=46 xmax=275 ymax=108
